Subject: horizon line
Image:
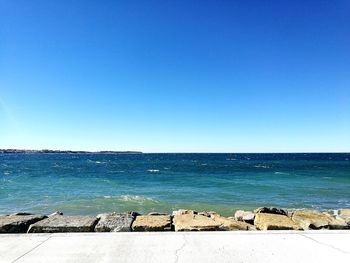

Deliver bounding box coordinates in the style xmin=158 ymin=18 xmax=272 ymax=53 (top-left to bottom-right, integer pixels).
xmin=0 ymin=149 xmax=349 ymax=154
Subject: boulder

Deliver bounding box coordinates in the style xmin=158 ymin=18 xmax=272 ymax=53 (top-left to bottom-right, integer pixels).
xmin=254 ymin=207 xmax=288 ymax=216
xmin=0 ymin=214 xmax=47 ymax=233
xmin=148 ymin=212 xmax=169 ymax=216
xmin=211 ymin=214 xmax=256 ymax=231
xmin=132 ymin=215 xmax=172 ymax=231
xmin=172 ymin=209 xmax=197 ymax=216
xmin=10 ymin=212 xmax=33 ymax=216
xmin=49 ymin=211 xmax=63 ymax=217
xmin=95 ymin=212 xmax=136 ymax=232
xmin=292 ymin=210 xmax=348 ymax=230
xmin=338 ymin=209 xmax=350 ymax=225
xmin=254 ymin=213 xmax=302 ymax=230
xmin=234 ymin=210 xmax=255 ymax=224
xmin=173 ymin=214 xmax=222 ymax=231
xmin=198 ymin=211 xmax=219 ymax=217
xmin=27 ymin=215 xmax=98 ymax=233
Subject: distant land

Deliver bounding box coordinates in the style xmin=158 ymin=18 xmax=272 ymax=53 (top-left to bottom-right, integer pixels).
xmin=0 ymin=149 xmax=143 ymax=154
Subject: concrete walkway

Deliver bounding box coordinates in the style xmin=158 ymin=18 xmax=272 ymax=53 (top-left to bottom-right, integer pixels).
xmin=1 ymin=231 xmax=349 ymax=263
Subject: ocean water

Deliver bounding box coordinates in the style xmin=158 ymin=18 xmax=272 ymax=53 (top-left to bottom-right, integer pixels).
xmin=1 ymin=153 xmax=349 ymax=216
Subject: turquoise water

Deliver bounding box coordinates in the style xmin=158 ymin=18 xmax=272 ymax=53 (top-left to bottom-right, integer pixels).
xmin=1 ymin=153 xmax=349 ymax=216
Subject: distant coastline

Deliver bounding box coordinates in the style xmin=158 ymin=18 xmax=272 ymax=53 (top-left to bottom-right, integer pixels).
xmin=0 ymin=149 xmax=143 ymax=154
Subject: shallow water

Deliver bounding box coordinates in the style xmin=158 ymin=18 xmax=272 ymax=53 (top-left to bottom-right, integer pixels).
xmin=0 ymin=153 xmax=349 ymax=216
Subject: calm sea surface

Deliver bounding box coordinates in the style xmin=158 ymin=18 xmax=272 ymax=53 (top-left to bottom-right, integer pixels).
xmin=1 ymin=153 xmax=349 ymax=216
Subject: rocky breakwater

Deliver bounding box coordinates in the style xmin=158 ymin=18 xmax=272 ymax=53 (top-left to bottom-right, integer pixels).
xmin=27 ymin=215 xmax=98 ymax=233
xmin=0 ymin=207 xmax=349 ymax=233
xmin=95 ymin=212 xmax=138 ymax=232
xmin=0 ymin=213 xmax=47 ymax=233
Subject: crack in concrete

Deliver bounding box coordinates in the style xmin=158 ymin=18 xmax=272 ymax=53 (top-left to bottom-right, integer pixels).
xmin=12 ymin=235 xmax=52 ymax=263
xmin=174 ymin=234 xmax=187 ymax=263
xmin=299 ymin=233 xmax=350 ymax=255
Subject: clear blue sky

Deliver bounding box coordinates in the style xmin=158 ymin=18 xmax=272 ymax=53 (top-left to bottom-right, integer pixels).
xmin=1 ymin=0 xmax=349 ymax=152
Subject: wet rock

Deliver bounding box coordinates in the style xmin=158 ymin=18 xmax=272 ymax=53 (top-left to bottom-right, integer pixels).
xmin=292 ymin=210 xmax=348 ymax=230
xmin=27 ymin=215 xmax=98 ymax=233
xmin=95 ymin=212 xmax=136 ymax=232
xmin=172 ymin=209 xmax=197 ymax=216
xmin=254 ymin=207 xmax=288 ymax=216
xmin=234 ymin=210 xmax=255 ymax=224
xmin=0 ymin=214 xmax=47 ymax=233
xmin=173 ymin=214 xmax=222 ymax=231
xmin=132 ymin=215 xmax=172 ymax=231
xmin=254 ymin=213 xmax=302 ymax=230
xmin=211 ymin=214 xmax=256 ymax=231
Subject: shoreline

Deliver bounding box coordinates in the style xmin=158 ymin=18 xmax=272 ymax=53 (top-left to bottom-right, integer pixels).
xmin=1 ymin=207 xmax=349 ymax=234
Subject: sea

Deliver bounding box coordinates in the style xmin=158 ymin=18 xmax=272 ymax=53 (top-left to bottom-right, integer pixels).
xmin=1 ymin=153 xmax=349 ymax=216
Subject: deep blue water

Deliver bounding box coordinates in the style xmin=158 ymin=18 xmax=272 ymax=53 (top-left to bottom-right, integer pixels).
xmin=1 ymin=153 xmax=349 ymax=216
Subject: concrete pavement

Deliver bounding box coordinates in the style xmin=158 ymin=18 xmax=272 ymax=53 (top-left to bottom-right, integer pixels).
xmin=1 ymin=231 xmax=350 ymax=263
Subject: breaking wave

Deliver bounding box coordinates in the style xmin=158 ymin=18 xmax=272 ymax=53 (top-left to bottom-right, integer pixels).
xmin=103 ymin=195 xmax=159 ymax=204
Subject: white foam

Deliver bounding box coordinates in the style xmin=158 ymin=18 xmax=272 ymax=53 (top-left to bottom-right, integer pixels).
xmin=274 ymin=172 xmax=290 ymax=175
xmin=254 ymin=165 xmax=269 ymax=169
xmin=147 ymin=169 xmax=159 ymax=172
xmin=118 ymin=195 xmax=159 ymax=204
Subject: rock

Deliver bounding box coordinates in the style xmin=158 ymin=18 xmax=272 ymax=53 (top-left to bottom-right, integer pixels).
xmin=10 ymin=212 xmax=33 ymax=216
xmin=234 ymin=210 xmax=255 ymax=224
xmin=27 ymin=215 xmax=98 ymax=233
xmin=173 ymin=214 xmax=222 ymax=231
xmin=338 ymin=209 xmax=350 ymax=225
xmin=211 ymin=214 xmax=256 ymax=231
xmin=147 ymin=212 xmax=169 ymax=216
xmin=292 ymin=210 xmax=348 ymax=230
xmin=198 ymin=211 xmax=219 ymax=217
xmin=254 ymin=207 xmax=288 ymax=216
xmin=132 ymin=215 xmax=172 ymax=231
xmin=49 ymin=211 xmax=63 ymax=217
xmin=0 ymin=214 xmax=47 ymax=233
xmin=172 ymin=209 xmax=197 ymax=216
xmin=95 ymin=212 xmax=136 ymax=232
xmin=339 ymin=209 xmax=350 ymax=216
xmin=254 ymin=213 xmax=302 ymax=230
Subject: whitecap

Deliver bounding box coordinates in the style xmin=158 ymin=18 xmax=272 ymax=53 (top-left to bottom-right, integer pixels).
xmin=104 ymin=196 xmax=112 ymax=199
xmin=254 ymin=165 xmax=269 ymax=169
xmin=118 ymin=195 xmax=159 ymax=204
xmin=274 ymin=172 xmax=290 ymax=175
xmin=147 ymin=169 xmax=159 ymax=172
